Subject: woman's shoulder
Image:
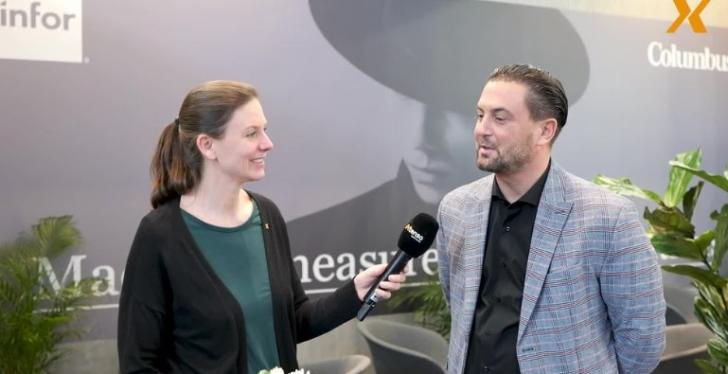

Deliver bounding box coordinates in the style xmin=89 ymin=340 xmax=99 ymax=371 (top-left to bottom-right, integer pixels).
xmin=144 ymin=199 xmax=179 ymax=221
xmin=134 ymin=200 xmax=183 ymax=241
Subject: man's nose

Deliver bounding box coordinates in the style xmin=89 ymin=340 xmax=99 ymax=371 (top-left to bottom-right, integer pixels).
xmin=474 ymin=117 xmax=492 ymax=138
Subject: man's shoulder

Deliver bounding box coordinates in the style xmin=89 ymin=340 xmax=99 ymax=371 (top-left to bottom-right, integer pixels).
xmin=443 ymin=175 xmax=492 ymax=203
xmin=439 ymin=175 xmax=493 ymax=216
xmin=554 ymin=166 xmax=637 ymax=212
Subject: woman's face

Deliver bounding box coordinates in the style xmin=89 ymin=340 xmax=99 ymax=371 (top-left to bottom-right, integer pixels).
xmin=211 ymin=98 xmax=274 ymax=184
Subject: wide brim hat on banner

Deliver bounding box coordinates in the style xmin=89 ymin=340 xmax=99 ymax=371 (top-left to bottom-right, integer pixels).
xmin=309 ymin=0 xmax=589 ymax=115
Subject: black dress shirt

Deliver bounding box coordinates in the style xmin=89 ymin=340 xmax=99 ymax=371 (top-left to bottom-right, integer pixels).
xmin=464 ymin=165 xmax=549 ymax=374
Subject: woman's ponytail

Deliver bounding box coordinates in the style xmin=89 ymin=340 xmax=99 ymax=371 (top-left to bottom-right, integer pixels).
xmin=150 ymin=119 xmax=195 ymax=208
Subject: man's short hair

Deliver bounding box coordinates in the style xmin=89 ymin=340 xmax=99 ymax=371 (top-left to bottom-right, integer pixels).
xmin=488 ymin=64 xmax=568 ymax=142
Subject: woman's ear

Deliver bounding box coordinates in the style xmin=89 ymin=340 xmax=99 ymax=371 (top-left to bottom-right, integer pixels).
xmin=196 ymin=133 xmax=217 ymax=160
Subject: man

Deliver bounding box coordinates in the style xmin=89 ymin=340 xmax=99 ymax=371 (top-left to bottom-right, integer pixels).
xmin=437 ymin=64 xmax=665 ymax=373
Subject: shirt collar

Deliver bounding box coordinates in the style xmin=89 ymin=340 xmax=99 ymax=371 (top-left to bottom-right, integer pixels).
xmin=492 ymin=160 xmax=551 ymax=206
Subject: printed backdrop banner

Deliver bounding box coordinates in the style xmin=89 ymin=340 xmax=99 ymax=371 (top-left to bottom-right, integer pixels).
xmin=0 ymin=0 xmax=726 ymax=340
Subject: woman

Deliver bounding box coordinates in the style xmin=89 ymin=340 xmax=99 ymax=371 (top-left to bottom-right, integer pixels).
xmin=117 ymin=81 xmax=405 ymax=373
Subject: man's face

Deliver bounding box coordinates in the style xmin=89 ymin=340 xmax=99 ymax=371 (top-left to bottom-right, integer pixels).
xmin=402 ymin=107 xmax=479 ymax=205
xmin=474 ymin=80 xmax=540 ymax=175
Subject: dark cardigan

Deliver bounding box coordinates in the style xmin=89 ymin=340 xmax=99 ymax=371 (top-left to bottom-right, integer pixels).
xmin=117 ymin=193 xmax=361 ymax=373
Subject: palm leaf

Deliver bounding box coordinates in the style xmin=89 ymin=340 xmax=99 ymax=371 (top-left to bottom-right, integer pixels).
xmin=643 ymin=207 xmax=694 ymax=237
xmin=32 ymin=216 xmax=82 ymax=258
xmin=652 ymin=234 xmax=704 ymax=261
xmin=593 ymin=175 xmax=662 ymax=204
xmin=696 ymin=230 xmax=717 ymax=259
xmin=662 ymin=265 xmax=726 ymax=289
xmin=670 ymin=160 xmax=728 ymax=193
xmin=711 ymin=204 xmax=728 ymax=271
xmin=389 ymin=278 xmax=450 ymax=338
xmin=664 ymin=149 xmax=701 ymax=208
xmin=695 ymin=359 xmax=723 ymax=374
xmin=0 ymin=216 xmax=94 ymax=374
xmin=706 ymin=337 xmax=728 ymax=366
xmin=682 ymin=182 xmax=704 ymax=221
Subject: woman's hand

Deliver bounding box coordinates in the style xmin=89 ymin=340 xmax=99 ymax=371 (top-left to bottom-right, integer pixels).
xmin=353 ymin=263 xmax=407 ymax=301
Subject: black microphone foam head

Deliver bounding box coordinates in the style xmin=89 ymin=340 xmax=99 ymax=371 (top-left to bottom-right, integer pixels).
xmin=397 ymin=213 xmax=439 ymax=257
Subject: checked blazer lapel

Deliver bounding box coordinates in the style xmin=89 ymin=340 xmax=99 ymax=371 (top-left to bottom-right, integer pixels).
xmin=517 ymin=164 xmax=573 ymax=343
xmin=458 ymin=175 xmax=494 ymax=349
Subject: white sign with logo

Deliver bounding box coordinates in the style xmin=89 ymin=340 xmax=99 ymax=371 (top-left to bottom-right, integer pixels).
xmin=0 ymin=0 xmax=82 ymax=63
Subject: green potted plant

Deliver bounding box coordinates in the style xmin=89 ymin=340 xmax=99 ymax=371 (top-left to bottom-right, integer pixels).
xmin=389 ymin=276 xmax=451 ymax=339
xmin=0 ymin=216 xmax=98 ymax=373
xmin=595 ymin=149 xmax=728 ymax=372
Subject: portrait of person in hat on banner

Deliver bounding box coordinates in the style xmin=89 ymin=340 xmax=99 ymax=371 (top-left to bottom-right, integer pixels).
xmin=286 ymin=0 xmax=590 ymax=295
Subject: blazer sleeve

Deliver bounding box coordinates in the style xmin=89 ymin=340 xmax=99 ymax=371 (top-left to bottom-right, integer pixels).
xmin=599 ymin=203 xmax=666 ymax=373
xmin=117 ymin=217 xmax=172 ymax=373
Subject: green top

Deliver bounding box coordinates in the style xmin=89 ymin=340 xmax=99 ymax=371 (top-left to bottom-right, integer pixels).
xmin=181 ymin=202 xmax=279 ymax=373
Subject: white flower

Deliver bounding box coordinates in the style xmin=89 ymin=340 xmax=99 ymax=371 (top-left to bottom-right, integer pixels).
xmin=258 ymin=367 xmax=309 ymax=374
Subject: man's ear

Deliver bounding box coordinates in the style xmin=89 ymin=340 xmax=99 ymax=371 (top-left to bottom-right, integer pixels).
xmin=537 ymin=118 xmax=557 ymax=145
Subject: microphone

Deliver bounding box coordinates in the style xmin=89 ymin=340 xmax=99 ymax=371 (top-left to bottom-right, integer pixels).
xmin=356 ymin=213 xmax=439 ymax=321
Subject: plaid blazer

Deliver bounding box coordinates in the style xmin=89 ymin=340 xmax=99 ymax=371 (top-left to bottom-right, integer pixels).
xmin=437 ymin=163 xmax=665 ymax=374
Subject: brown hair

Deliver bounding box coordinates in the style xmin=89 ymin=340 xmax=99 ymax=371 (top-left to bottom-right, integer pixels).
xmin=150 ymin=81 xmax=259 ymax=208
xmin=488 ymin=64 xmax=568 ymax=143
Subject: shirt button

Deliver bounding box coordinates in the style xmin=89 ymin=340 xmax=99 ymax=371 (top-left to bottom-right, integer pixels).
xmin=504 ymin=226 xmax=511 ymax=232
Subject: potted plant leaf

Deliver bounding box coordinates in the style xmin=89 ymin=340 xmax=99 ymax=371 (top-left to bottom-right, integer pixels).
xmin=595 ymin=149 xmax=728 ymax=372
xmin=389 ymin=276 xmax=451 ymax=340
xmin=0 ymin=216 xmax=98 ymax=373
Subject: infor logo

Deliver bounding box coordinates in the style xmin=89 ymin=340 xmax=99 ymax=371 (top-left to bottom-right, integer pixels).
xmin=667 ymin=0 xmax=711 ymax=33
xmin=0 ymin=1 xmax=76 ymax=30
xmin=0 ymin=0 xmax=82 ymax=63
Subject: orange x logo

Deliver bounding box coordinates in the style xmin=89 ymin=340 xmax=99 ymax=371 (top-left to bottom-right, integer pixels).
xmin=667 ymin=0 xmax=711 ymax=33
